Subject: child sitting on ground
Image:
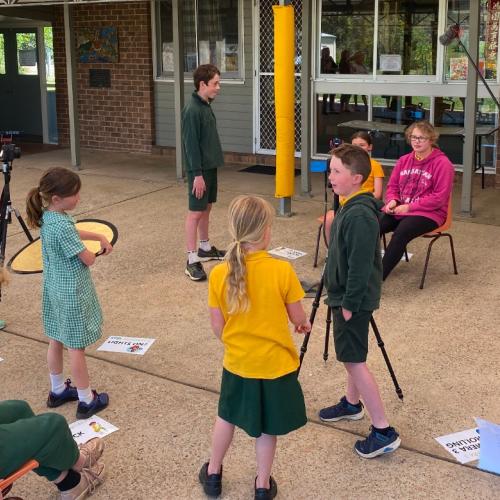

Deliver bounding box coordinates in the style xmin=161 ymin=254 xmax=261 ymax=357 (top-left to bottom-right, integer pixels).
xmin=199 ymin=195 xmax=311 ymax=500
xmin=319 ymin=144 xmax=400 ymax=458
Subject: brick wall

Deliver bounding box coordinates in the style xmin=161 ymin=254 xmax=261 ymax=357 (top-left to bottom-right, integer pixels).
xmin=53 ymin=2 xmax=154 ymax=153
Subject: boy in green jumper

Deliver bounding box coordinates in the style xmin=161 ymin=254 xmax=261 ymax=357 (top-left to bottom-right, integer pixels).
xmin=183 ymin=64 xmax=225 ymax=282
xmin=319 ymin=144 xmax=401 ymax=458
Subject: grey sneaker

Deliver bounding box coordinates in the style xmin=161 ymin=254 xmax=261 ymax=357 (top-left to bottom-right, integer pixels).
xmin=59 ymin=461 xmax=106 ymax=500
xmin=185 ymin=261 xmax=207 ymax=281
xmin=198 ymin=246 xmax=225 ymax=261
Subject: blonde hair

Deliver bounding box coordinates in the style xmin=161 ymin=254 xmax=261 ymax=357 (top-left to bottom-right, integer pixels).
xmin=405 ymin=120 xmax=439 ymax=147
xmin=225 ymin=195 xmax=274 ymax=315
xmin=26 ymin=167 xmax=81 ymax=228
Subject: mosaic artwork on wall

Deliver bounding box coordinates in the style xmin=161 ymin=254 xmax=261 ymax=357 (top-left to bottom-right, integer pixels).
xmin=77 ymin=27 xmax=119 ymax=63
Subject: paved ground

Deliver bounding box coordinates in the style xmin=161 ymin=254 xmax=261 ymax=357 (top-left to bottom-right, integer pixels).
xmin=0 ymin=149 xmax=499 ymax=499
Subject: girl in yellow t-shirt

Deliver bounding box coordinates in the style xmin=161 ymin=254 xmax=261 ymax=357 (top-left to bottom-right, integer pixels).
xmin=324 ymin=131 xmax=385 ymax=241
xmin=198 ymin=195 xmax=311 ymax=499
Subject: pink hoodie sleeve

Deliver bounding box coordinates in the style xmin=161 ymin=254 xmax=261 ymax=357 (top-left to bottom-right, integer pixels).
xmin=408 ymin=157 xmax=454 ymax=213
xmin=385 ymin=159 xmax=404 ymax=203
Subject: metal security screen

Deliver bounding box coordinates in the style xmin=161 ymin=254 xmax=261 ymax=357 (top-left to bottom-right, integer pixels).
xmin=257 ymin=0 xmax=302 ymax=154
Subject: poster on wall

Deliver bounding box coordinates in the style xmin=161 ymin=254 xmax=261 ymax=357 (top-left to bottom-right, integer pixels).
xmin=379 ymin=54 xmax=401 ymax=72
xmin=78 ymin=26 xmax=119 ymax=63
xmin=199 ymin=40 xmax=210 ymax=65
xmin=162 ymin=42 xmax=174 ymax=73
xmin=450 ymin=57 xmax=485 ymax=80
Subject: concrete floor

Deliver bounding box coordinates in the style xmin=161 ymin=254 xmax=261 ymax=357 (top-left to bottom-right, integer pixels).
xmin=0 ymin=148 xmax=499 ymax=499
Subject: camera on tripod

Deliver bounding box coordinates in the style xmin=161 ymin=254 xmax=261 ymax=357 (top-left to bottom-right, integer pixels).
xmin=0 ymin=143 xmax=21 ymax=167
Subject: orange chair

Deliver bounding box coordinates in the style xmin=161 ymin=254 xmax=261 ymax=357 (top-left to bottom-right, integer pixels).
xmin=0 ymin=460 xmax=39 ymax=500
xmin=418 ymin=198 xmax=458 ymax=289
xmin=382 ymin=198 xmax=458 ymax=288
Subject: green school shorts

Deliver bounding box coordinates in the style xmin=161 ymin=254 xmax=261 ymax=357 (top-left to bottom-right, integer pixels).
xmin=332 ymin=308 xmax=372 ymax=363
xmin=218 ymin=368 xmax=307 ymax=438
xmin=187 ymin=168 xmax=218 ymax=211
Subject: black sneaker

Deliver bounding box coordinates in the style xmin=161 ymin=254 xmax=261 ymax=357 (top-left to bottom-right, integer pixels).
xmin=185 ymin=261 xmax=207 ymax=281
xmin=319 ymin=396 xmax=364 ymax=422
xmin=76 ymin=391 xmax=109 ymax=419
xmin=354 ymin=426 xmax=401 ymax=459
xmin=197 ymin=246 xmax=225 ymax=262
xmin=198 ymin=462 xmax=222 ymax=497
xmin=255 ymin=476 xmax=278 ymax=500
xmin=47 ymin=378 xmax=78 ymax=408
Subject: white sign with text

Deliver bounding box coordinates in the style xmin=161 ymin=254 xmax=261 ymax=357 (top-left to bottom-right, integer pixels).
xmin=97 ymin=336 xmax=156 ymax=355
xmin=269 ymin=247 xmax=307 ymax=260
xmin=435 ymin=428 xmax=480 ymax=464
xmin=69 ymin=415 xmax=118 ymax=445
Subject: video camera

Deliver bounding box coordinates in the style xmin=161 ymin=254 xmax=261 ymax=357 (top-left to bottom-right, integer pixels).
xmin=0 ymin=143 xmax=21 ymax=165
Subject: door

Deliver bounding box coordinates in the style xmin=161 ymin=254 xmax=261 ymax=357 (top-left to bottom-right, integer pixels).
xmin=0 ymin=28 xmax=42 ymax=140
xmin=255 ymin=0 xmax=302 ymax=155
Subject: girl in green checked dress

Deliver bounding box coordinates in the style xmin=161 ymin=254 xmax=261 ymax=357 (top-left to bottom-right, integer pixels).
xmin=26 ymin=167 xmax=113 ymax=420
xmin=198 ymin=195 xmax=311 ymax=500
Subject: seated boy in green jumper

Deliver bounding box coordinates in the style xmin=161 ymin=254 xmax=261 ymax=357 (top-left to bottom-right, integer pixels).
xmin=319 ymin=144 xmax=401 ymax=458
xmin=0 ymin=400 xmax=105 ymax=499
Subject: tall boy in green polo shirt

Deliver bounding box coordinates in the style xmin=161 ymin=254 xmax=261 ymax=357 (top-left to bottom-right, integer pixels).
xmin=183 ymin=64 xmax=225 ymax=282
xmin=319 ymin=144 xmax=401 ymax=458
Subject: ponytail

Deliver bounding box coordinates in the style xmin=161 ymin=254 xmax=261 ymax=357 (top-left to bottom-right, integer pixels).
xmin=25 ymin=167 xmax=81 ymax=229
xmin=225 ymin=240 xmax=248 ymax=315
xmin=225 ymin=195 xmax=274 ymax=315
xmin=26 ymin=187 xmax=44 ymax=228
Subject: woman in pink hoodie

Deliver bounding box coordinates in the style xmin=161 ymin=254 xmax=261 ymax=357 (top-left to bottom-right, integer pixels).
xmin=381 ymin=121 xmax=454 ymax=280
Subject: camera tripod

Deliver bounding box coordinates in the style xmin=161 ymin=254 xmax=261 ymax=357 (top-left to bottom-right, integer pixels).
xmin=0 ymin=154 xmax=34 ymax=300
xmin=297 ymin=262 xmax=404 ymax=401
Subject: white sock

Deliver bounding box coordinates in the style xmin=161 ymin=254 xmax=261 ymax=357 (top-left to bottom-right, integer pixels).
xmin=77 ymin=387 xmax=94 ymax=405
xmin=49 ymin=373 xmax=65 ymax=395
xmin=188 ymin=251 xmax=200 ymax=264
xmin=199 ymin=240 xmax=211 ymax=251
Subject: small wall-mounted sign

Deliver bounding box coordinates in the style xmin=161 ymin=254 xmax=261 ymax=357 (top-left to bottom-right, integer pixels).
xmin=89 ymin=68 xmax=111 ymax=88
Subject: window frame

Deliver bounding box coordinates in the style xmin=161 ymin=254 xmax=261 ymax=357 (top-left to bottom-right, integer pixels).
xmin=312 ymin=0 xmax=500 ymax=164
xmin=152 ymin=0 xmax=245 ymax=83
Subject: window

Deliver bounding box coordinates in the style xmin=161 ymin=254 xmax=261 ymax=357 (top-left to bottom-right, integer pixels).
xmin=44 ymin=27 xmax=55 ymax=85
xmin=377 ymin=1 xmax=438 ymax=76
xmin=445 ymin=0 xmax=498 ymax=81
xmin=0 ymin=34 xmax=5 ymax=75
xmin=17 ymin=32 xmax=38 ymax=75
xmin=156 ymin=0 xmax=242 ymax=78
xmin=319 ymin=0 xmax=375 ymax=77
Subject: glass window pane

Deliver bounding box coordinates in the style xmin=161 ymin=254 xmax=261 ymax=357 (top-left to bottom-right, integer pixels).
xmin=320 ymin=0 xmax=375 ymax=76
xmin=315 ymin=93 xmax=369 ymax=154
xmin=0 ymin=34 xmax=5 ymax=75
xmin=157 ymin=0 xmax=174 ymax=76
xmin=17 ymin=32 xmax=38 ymax=75
xmin=377 ymin=1 xmax=438 ymax=76
xmin=445 ymin=0 xmax=498 ymax=81
xmin=44 ymin=27 xmax=55 ymax=85
xmin=183 ymin=0 xmax=198 ymax=73
xmin=156 ymin=0 xmax=240 ymax=77
xmin=370 ymin=95 xmax=430 ymax=159
xmin=198 ymin=0 xmax=239 ymax=74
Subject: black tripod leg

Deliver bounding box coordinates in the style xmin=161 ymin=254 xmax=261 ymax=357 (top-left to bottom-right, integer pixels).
xmin=12 ymin=208 xmax=33 ymax=242
xmin=369 ymin=316 xmax=404 ymax=400
xmin=298 ymin=272 xmax=325 ymax=376
xmin=323 ymin=306 xmax=332 ymax=363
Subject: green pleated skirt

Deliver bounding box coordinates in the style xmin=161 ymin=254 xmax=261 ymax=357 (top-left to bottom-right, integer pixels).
xmin=218 ymin=368 xmax=307 ymax=438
